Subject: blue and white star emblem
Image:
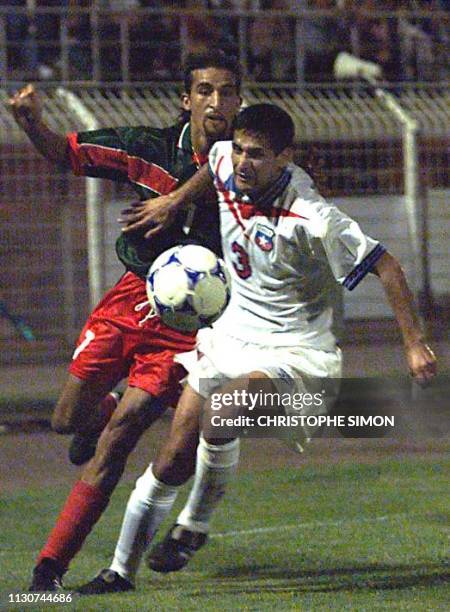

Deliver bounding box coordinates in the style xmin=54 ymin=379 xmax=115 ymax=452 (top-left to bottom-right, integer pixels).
xmin=255 ymin=224 xmax=274 ymax=252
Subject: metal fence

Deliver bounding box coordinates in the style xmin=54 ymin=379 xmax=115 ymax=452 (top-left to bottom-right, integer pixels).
xmin=0 ymin=5 xmax=449 ymax=84
xmin=0 ymin=84 xmax=449 ymax=364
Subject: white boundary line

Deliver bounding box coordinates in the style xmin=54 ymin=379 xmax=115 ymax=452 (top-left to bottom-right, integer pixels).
xmin=211 ymin=512 xmax=413 ymax=540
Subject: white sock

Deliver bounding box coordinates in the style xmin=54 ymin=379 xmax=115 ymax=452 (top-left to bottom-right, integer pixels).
xmin=109 ymin=463 xmax=179 ymax=583
xmin=176 ymin=436 xmax=240 ymax=534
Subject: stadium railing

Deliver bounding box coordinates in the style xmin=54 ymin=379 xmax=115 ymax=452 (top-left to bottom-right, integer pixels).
xmin=0 ymin=5 xmax=448 ymax=84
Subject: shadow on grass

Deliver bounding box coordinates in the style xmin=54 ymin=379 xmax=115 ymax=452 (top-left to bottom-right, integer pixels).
xmin=177 ymin=561 xmax=449 ymax=595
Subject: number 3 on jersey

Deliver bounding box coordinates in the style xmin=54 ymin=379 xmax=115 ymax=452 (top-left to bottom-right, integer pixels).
xmin=231 ymin=241 xmax=252 ymax=279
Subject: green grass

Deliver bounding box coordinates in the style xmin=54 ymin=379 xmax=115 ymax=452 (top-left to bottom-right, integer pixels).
xmin=1 ymin=455 xmax=449 ymax=611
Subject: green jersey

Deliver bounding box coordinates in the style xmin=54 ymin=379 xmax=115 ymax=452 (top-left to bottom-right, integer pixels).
xmin=67 ymin=122 xmax=221 ymax=278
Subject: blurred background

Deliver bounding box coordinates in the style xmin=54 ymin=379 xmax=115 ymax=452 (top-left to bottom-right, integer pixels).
xmin=1 ymin=1 xmax=449 ymax=83
xmin=0 ymin=1 xmax=448 ymax=410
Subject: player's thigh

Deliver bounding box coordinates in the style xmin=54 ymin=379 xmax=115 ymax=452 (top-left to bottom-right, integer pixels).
xmin=105 ymin=386 xmax=165 ymax=435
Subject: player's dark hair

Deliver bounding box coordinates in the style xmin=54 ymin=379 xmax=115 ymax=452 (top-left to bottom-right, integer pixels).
xmin=233 ymin=104 xmax=295 ymax=155
xmin=183 ymin=50 xmax=241 ymax=93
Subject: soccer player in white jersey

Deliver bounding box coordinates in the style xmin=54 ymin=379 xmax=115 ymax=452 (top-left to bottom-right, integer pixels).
xmin=79 ymin=104 xmax=436 ymax=593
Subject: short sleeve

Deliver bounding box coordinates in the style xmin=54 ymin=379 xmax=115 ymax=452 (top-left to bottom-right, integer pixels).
xmin=320 ymin=206 xmax=385 ymax=290
xmin=293 ymin=192 xmax=385 ymax=291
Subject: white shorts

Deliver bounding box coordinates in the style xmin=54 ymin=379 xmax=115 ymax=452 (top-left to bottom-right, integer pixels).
xmin=177 ymin=329 xmax=342 ymax=451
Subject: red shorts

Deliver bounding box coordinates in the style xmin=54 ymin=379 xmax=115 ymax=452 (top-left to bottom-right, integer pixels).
xmin=69 ymin=271 xmax=196 ymax=403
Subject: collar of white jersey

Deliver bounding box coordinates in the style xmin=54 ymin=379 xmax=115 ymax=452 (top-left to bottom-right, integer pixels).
xmin=235 ymin=168 xmax=292 ymax=210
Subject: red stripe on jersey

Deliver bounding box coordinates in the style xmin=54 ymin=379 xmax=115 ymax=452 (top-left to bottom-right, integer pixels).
xmin=213 ymin=158 xmax=309 ymax=236
xmin=214 ymin=165 xmax=246 ymax=238
xmin=128 ymin=157 xmax=178 ymax=195
xmin=221 ymin=188 xmax=248 ymax=237
xmin=237 ymin=202 xmax=257 ymax=219
xmin=232 ymin=199 xmax=309 ymax=222
xmin=67 ymin=132 xmax=85 ymax=175
xmin=67 ymin=136 xmax=129 ymax=176
xmin=214 ymin=158 xmax=249 ymax=238
xmin=66 ymin=134 xmax=178 ymax=194
xmin=192 ymin=151 xmax=208 ymax=167
xmin=272 ymin=208 xmax=309 ymax=221
xmin=215 ymin=155 xmax=225 ymax=177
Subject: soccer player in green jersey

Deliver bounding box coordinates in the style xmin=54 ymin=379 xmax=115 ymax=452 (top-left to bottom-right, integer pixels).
xmin=9 ymin=51 xmax=241 ymax=591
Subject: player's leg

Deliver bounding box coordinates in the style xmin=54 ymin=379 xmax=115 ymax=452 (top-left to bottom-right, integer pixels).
xmin=30 ymin=323 xmax=192 ymax=591
xmin=67 ymin=390 xmax=122 ymax=466
xmin=29 ymin=305 xmax=129 ymax=591
xmin=147 ymin=347 xmax=342 ymax=576
xmin=78 ymin=383 xmax=203 ymax=594
xmin=30 ymin=273 xmax=157 ymax=590
xmin=82 ymin=386 xmax=166 ymax=492
xmin=30 ymin=386 xmax=165 ymax=592
xmin=51 ymin=372 xmax=123 ymax=466
xmin=152 ymin=350 xmax=342 ymax=577
xmin=50 ymin=287 xmax=130 ymax=465
xmin=147 ymin=371 xmax=271 ymax=573
xmin=147 ymin=435 xmax=240 ymax=573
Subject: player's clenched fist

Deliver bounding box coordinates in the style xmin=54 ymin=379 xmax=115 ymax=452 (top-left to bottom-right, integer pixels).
xmin=8 ymin=84 xmax=68 ymax=164
xmin=405 ymin=340 xmax=437 ymax=388
xmin=9 ymin=84 xmax=42 ymax=127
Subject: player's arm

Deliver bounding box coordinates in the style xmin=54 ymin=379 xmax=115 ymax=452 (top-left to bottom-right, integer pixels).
xmin=307 ymin=195 xmax=436 ymax=387
xmin=120 ymin=164 xmax=215 ymax=238
xmin=372 ymin=251 xmax=436 ymax=387
xmin=8 ymin=84 xmax=70 ymax=167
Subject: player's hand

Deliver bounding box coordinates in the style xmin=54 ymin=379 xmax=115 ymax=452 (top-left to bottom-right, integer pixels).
xmin=8 ymin=84 xmax=43 ymax=128
xmin=119 ymin=195 xmax=180 ymax=238
xmin=405 ymin=340 xmax=437 ymax=387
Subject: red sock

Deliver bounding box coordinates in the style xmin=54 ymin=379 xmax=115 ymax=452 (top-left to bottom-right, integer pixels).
xmin=37 ymin=480 xmax=109 ymax=571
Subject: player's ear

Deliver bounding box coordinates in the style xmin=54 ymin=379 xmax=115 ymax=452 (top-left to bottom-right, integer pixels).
xmin=181 ymin=92 xmax=191 ymax=112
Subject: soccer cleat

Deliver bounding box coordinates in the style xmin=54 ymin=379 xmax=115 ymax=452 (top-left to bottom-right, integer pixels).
xmin=68 ymin=392 xmax=121 ymax=465
xmin=77 ymin=569 xmax=134 ymax=595
xmin=29 ymin=559 xmax=63 ymax=592
xmin=147 ymin=524 xmax=208 ymax=573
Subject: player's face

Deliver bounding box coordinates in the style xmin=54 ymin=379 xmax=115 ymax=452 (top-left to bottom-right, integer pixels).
xmin=232 ymin=130 xmax=288 ymax=195
xmin=182 ymin=68 xmax=241 ymax=141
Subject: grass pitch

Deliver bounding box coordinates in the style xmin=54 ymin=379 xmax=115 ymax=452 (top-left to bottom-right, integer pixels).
xmin=1 ymin=441 xmax=449 ymax=611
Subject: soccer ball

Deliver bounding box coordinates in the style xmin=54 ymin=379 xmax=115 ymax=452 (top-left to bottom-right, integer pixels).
xmin=146 ymin=244 xmax=231 ymax=333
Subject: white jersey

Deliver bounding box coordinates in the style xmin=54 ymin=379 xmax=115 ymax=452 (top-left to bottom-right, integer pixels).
xmin=208 ymin=141 xmax=385 ymax=351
